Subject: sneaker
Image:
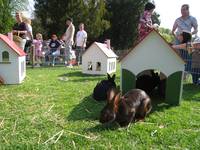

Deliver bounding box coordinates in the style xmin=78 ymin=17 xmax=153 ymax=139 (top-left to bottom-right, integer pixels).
xmin=64 ymin=61 xmax=68 ymax=66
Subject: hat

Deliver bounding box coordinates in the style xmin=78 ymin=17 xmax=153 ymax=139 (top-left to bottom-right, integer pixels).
xmin=193 ymin=37 xmax=200 ymax=44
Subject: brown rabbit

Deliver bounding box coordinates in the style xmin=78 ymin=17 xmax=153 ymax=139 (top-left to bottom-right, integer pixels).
xmin=99 ymin=88 xmax=152 ymax=127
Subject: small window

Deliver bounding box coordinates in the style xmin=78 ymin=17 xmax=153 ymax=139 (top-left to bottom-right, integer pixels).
xmin=2 ymin=51 xmax=9 ymax=62
xmin=112 ymin=62 xmax=115 ymax=70
xmin=96 ymin=62 xmax=101 ymax=71
xmin=88 ymin=62 xmax=92 ymax=71
xmin=109 ymin=62 xmax=111 ymax=71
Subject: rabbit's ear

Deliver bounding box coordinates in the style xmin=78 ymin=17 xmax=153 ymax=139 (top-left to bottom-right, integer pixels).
xmin=150 ymin=70 xmax=155 ymax=76
xmin=113 ymin=93 xmax=121 ymax=113
xmin=107 ymin=73 xmax=111 ymax=80
xmin=112 ymin=74 xmax=116 ymax=81
xmin=107 ymin=88 xmax=116 ymax=103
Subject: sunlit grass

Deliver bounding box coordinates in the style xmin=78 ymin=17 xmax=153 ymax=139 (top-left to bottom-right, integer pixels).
xmin=0 ymin=66 xmax=200 ymax=149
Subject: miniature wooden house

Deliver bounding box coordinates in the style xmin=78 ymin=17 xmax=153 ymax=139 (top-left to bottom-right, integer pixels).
xmin=0 ymin=34 xmax=26 ymax=84
xmin=120 ymin=30 xmax=185 ymax=105
xmin=82 ymin=41 xmax=118 ymax=75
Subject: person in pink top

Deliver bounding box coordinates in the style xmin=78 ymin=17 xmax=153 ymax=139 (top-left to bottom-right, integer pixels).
xmin=33 ymin=33 xmax=43 ymax=67
xmin=138 ymin=2 xmax=156 ymax=40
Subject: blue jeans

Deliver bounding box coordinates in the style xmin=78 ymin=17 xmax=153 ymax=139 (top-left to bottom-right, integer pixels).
xmin=45 ymin=48 xmax=57 ymax=62
xmin=175 ymin=38 xmax=192 ymax=72
xmin=51 ymin=50 xmax=60 ymax=65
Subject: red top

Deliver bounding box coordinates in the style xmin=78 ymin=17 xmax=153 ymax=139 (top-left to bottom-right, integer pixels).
xmin=0 ymin=34 xmax=26 ymax=56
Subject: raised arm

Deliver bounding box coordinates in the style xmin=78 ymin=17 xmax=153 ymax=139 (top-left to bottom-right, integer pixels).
xmin=172 ymin=20 xmax=178 ymax=37
xmin=192 ymin=17 xmax=198 ymax=35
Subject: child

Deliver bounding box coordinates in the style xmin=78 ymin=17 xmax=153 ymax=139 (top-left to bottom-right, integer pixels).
xmin=47 ymin=34 xmax=61 ymax=66
xmin=175 ymin=30 xmax=192 ymax=44
xmin=191 ymin=38 xmax=200 ymax=85
xmin=33 ymin=33 xmax=43 ymax=67
xmin=138 ymin=2 xmax=156 ymax=40
xmin=172 ymin=37 xmax=200 ymax=85
xmin=173 ymin=30 xmax=193 ymax=72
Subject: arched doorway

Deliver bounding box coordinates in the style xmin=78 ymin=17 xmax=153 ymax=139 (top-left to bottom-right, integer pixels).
xmin=121 ymin=68 xmax=183 ymax=105
xmin=136 ymin=69 xmax=167 ymax=99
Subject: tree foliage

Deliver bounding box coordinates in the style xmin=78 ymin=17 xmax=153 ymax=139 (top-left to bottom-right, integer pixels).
xmin=0 ymin=0 xmax=14 ymax=33
xmin=104 ymin=0 xmax=148 ymax=49
xmin=33 ymin=0 xmax=110 ymax=40
xmin=152 ymin=12 xmax=160 ymax=25
xmin=159 ymin=27 xmax=174 ymax=43
xmin=0 ymin=0 xmax=29 ymax=34
xmin=33 ymin=0 xmax=161 ymax=49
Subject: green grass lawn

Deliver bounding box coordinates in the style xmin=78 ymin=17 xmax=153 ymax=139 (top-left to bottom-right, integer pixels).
xmin=0 ymin=66 xmax=200 ymax=149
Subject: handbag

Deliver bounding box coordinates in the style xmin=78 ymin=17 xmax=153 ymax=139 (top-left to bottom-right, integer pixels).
xmin=13 ymin=32 xmax=23 ymax=43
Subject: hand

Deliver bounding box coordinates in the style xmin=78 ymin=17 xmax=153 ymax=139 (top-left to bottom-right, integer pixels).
xmin=12 ymin=30 xmax=17 ymax=34
xmin=152 ymin=24 xmax=159 ymax=30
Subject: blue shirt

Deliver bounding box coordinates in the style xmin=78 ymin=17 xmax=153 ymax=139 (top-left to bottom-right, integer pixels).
xmin=174 ymin=16 xmax=198 ymax=35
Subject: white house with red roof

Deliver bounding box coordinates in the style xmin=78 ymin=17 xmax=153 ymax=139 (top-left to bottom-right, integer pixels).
xmin=82 ymin=41 xmax=118 ymax=75
xmin=120 ymin=29 xmax=185 ymax=105
xmin=0 ymin=34 xmax=26 ymax=84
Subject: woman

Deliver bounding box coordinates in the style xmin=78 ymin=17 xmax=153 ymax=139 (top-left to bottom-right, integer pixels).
xmin=12 ymin=12 xmax=27 ymax=50
xmin=172 ymin=4 xmax=198 ymax=72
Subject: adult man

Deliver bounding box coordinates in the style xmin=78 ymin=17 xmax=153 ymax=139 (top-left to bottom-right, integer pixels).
xmin=75 ymin=23 xmax=87 ymax=65
xmin=12 ymin=12 xmax=28 ymax=50
xmin=63 ymin=17 xmax=75 ymax=68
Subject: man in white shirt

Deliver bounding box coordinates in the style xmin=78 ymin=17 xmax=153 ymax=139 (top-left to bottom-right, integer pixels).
xmin=63 ymin=17 xmax=75 ymax=68
xmin=75 ymin=23 xmax=87 ymax=65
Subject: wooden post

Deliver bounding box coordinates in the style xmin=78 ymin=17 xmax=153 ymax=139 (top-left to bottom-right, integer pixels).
xmin=30 ymin=45 xmax=35 ymax=68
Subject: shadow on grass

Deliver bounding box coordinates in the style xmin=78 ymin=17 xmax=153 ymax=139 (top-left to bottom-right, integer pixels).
xmin=66 ymin=95 xmax=121 ymax=132
xmin=66 ymin=93 xmax=173 ymax=132
xmin=67 ymin=84 xmax=200 ymax=131
xmin=58 ymin=71 xmax=120 ymax=83
xmin=182 ymin=83 xmax=200 ymax=102
xmin=67 ymin=95 xmax=105 ymax=121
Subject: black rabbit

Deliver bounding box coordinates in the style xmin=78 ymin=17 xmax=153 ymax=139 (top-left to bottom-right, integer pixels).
xmin=158 ymin=79 xmax=166 ymax=98
xmin=99 ymin=88 xmax=152 ymax=127
xmin=93 ymin=74 xmax=116 ymax=101
xmin=136 ymin=70 xmax=160 ymax=95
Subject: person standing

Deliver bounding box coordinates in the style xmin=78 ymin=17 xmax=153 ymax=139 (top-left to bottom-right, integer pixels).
xmin=191 ymin=38 xmax=200 ymax=85
xmin=23 ymin=17 xmax=33 ymax=53
xmin=32 ymin=33 xmax=43 ymax=67
xmin=12 ymin=12 xmax=27 ymax=50
xmin=63 ymin=17 xmax=75 ymax=68
xmin=75 ymin=23 xmax=87 ymax=65
xmin=172 ymin=4 xmax=198 ymax=72
xmin=172 ymin=4 xmax=198 ymax=40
